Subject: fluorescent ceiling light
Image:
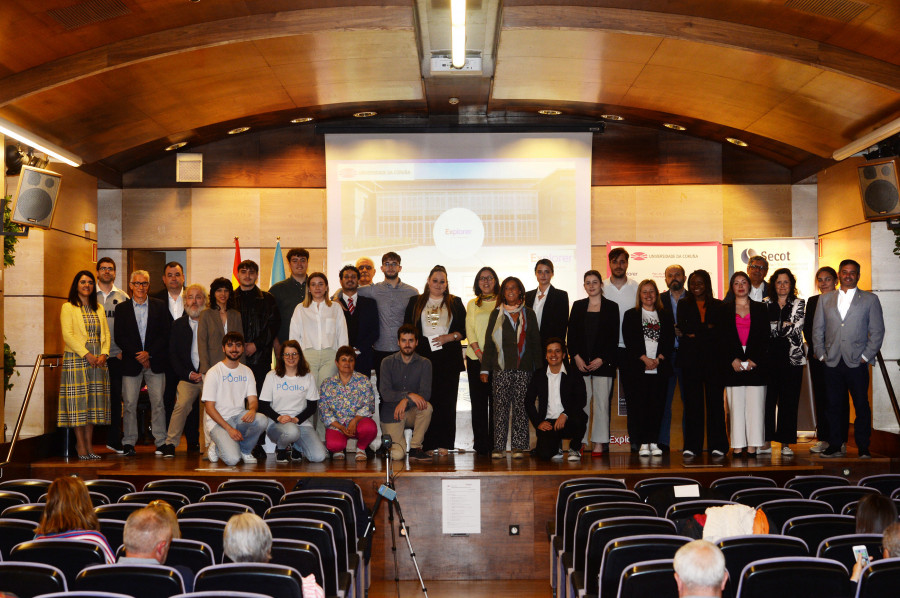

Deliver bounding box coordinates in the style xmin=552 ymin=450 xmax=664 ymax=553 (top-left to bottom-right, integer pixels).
xmin=0 ymin=117 xmax=82 ymax=167
xmin=451 ymin=0 xmax=466 ymax=68
xmin=833 ymin=115 xmax=900 ymax=161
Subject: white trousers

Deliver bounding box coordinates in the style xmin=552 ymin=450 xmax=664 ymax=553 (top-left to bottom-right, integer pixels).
xmin=583 ymin=376 xmax=614 ymax=445
xmin=726 ymin=385 xmax=766 ymax=449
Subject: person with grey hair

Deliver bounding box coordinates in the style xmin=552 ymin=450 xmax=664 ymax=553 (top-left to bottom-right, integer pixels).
xmin=851 ymin=521 xmax=900 ymax=581
xmin=120 ymin=505 xmax=193 ymax=591
xmin=673 ymin=539 xmax=728 ymax=597
xmin=223 ymin=513 xmax=272 ymax=563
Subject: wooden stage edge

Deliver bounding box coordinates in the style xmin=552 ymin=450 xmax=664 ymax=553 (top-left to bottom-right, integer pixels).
xmin=24 ymin=444 xmax=896 ymax=582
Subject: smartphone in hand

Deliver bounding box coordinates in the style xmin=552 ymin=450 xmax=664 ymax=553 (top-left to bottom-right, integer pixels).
xmin=852 ymin=544 xmax=870 ymax=567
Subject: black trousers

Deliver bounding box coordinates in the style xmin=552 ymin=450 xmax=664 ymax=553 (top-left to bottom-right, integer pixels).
xmin=466 ymin=357 xmax=493 ymax=454
xmin=825 ymin=360 xmax=871 ymax=451
xmin=765 ymin=363 xmax=803 ymax=444
xmin=105 ymin=355 xmax=124 ymax=445
xmin=534 ymin=414 xmax=587 ymax=460
xmin=421 ymin=348 xmax=461 ymax=452
xmin=809 ymin=358 xmax=848 ymax=443
xmin=680 ymin=365 xmax=727 ymax=453
xmin=625 ymin=371 xmax=668 ymax=445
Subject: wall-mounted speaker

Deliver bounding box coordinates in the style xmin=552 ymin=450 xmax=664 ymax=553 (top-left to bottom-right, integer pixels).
xmin=176 ymin=153 xmax=203 ymax=183
xmin=10 ymin=165 xmax=62 ymax=229
xmin=858 ymin=158 xmax=900 ymax=220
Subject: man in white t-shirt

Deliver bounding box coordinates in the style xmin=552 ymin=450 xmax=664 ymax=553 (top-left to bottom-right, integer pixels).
xmin=202 ymin=332 xmax=268 ymax=465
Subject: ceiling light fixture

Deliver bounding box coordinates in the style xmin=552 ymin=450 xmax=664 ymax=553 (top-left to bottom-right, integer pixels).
xmin=227 ymin=127 xmax=250 ymax=135
xmin=291 ymin=117 xmax=314 ymax=124
xmin=353 ymin=111 xmax=377 ymax=118
xmin=663 ymin=123 xmax=686 ymax=131
xmin=0 ymin=116 xmax=82 ymax=167
xmin=448 ymin=97 xmax=460 ymax=105
xmin=601 ymin=114 xmax=624 ymax=121
xmin=450 ymin=0 xmax=466 ymax=68
xmin=726 ymin=137 xmax=748 ymax=147
xmin=833 ymin=115 xmax=900 ymax=161
xmin=539 ymin=109 xmax=562 ymax=116
xmin=165 ymin=142 xmax=187 ymax=151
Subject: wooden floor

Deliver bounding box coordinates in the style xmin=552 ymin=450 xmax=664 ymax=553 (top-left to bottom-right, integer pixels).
xmin=367 ymin=580 xmax=546 ymax=598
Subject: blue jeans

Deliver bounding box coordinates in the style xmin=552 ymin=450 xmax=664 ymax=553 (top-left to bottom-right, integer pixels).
xmin=266 ymin=421 xmax=327 ymax=462
xmin=208 ymin=411 xmax=268 ymax=465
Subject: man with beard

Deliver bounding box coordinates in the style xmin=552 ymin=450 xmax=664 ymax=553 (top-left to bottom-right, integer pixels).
xmin=158 ymin=284 xmax=207 ymax=457
xmin=202 ymin=332 xmax=268 ymax=465
xmin=334 ymin=265 xmax=379 ymax=377
xmin=379 ymin=324 xmax=433 ymax=462
xmin=151 ymin=262 xmax=190 ymax=451
xmin=602 ymin=247 xmax=638 ymax=450
xmin=96 ymin=257 xmax=129 ymax=453
xmin=658 ymin=264 xmax=687 ymax=453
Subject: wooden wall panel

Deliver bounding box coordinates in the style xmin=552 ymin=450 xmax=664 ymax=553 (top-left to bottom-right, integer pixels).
xmin=722 ymin=184 xmax=793 ymax=242
xmin=634 ymin=185 xmax=724 ymax=242
xmin=122 ymin=188 xmax=192 ymax=248
xmin=44 ymin=230 xmax=97 ymax=299
xmin=591 ymin=186 xmax=637 ymax=244
xmin=258 ymin=188 xmax=327 ymax=247
xmin=818 ymin=224 xmax=873 ymax=289
xmin=191 ymin=188 xmax=261 ymax=247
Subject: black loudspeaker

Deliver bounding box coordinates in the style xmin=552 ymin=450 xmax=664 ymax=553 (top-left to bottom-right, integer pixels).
xmin=858 ymin=158 xmax=900 ymax=220
xmin=10 ymin=165 xmax=62 ymax=229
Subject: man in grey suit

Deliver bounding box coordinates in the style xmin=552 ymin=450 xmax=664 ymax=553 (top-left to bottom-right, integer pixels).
xmin=812 ymin=259 xmax=885 ymax=458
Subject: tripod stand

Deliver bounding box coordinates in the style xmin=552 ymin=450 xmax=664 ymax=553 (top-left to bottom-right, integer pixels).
xmin=365 ymin=434 xmax=428 ymax=598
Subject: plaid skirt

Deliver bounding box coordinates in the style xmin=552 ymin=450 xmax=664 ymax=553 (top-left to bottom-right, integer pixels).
xmin=58 ymin=344 xmax=110 ymax=427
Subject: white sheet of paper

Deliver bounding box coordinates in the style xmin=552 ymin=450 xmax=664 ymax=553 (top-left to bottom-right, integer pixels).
xmin=427 ymin=335 xmax=443 ymax=351
xmin=442 ymin=479 xmax=481 ymax=534
xmin=673 ymin=484 xmax=700 ymax=498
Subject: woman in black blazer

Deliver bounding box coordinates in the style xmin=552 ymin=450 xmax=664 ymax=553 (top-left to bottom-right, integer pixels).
xmin=802 ymin=266 xmax=839 ymax=454
xmin=718 ymin=271 xmax=769 ymax=456
xmin=677 ymin=269 xmax=727 ymax=458
xmin=404 ymin=265 xmax=467 ymax=455
xmin=622 ymin=279 xmax=675 ymax=457
xmin=566 ymin=270 xmax=619 ymax=456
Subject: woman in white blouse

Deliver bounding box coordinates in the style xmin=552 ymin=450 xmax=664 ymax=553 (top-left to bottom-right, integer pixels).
xmin=289 ymin=272 xmax=349 ymax=387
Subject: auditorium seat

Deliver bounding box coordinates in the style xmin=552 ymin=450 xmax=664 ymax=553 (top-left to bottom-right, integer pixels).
xmin=615 ymin=558 xmax=678 ymax=598
xmin=218 ymin=479 xmax=285 ymax=505
xmin=199 ymin=491 xmax=271 ymax=516
xmin=9 ymin=539 xmax=107 ymax=584
xmin=165 ymin=539 xmax=216 ymax=578
xmin=709 ymin=476 xmax=777 ymax=501
xmin=664 ymin=499 xmax=734 ymax=522
xmin=784 ymin=475 xmax=850 ymax=498
xmin=120 ymin=491 xmax=191 ymax=511
xmin=734 ymin=556 xmax=850 ymax=598
xmin=809 ymin=486 xmax=879 ymax=513
xmin=731 ymin=487 xmax=802 ymax=508
xmin=816 ymin=534 xmax=883 ymax=571
xmin=0 ymin=561 xmax=68 ymax=598
xmin=94 ymin=503 xmax=147 ymax=521
xmin=859 ymin=474 xmax=900 ymax=496
xmin=0 ymin=490 xmax=30 ymax=512
xmin=177 ymin=519 xmax=227 ymax=564
xmin=194 ymin=563 xmax=303 ymax=598
xmin=177 ymin=501 xmax=251 ymax=522
xmin=267 ymin=517 xmax=352 ymax=598
xmin=855 ymin=556 xmax=900 ymax=598
xmin=598 ymin=534 xmax=689 ymax=598
xmin=0 ymin=517 xmax=41 ymax=559
xmin=38 ymin=492 xmax=109 ymax=508
xmin=782 ymin=514 xmax=856 ymax=550
xmin=73 ymin=564 xmax=185 ymax=598
xmin=0 ymin=479 xmax=52 ymax=502
xmin=171 ymin=593 xmax=270 ymax=598
xmin=716 ymin=535 xmax=809 ymax=598
xmin=84 ymin=480 xmax=136 ymax=503
xmin=2 ymin=502 xmax=46 ymax=523
xmin=268 ymin=538 xmax=326 ymax=590
xmin=143 ymin=479 xmax=211 ymax=504
xmin=98 ymin=519 xmax=125 ymax=553
xmin=756 ymin=498 xmax=833 ymax=533
xmin=35 ymin=592 xmax=132 ymax=598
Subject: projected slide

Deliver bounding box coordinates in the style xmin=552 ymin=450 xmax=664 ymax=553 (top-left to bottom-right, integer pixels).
xmin=325 ymin=133 xmax=592 ymax=304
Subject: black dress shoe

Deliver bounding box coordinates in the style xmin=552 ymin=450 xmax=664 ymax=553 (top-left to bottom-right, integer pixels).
xmin=186 ymin=443 xmax=201 ymax=454
xmin=106 ymin=441 xmax=124 ymax=454
xmin=365 ymin=447 xmax=376 ymax=459
xmin=122 ymin=444 xmax=136 ymax=457
xmin=251 ymin=445 xmax=267 ymax=461
xmin=858 ymin=449 xmax=872 ymax=459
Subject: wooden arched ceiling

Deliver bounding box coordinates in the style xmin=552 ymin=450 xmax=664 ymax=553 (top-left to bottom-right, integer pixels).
xmin=1 ymin=0 xmax=899 ymax=184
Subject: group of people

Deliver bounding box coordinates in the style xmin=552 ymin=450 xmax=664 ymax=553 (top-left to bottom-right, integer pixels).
xmin=57 ymin=245 xmax=884 ymax=463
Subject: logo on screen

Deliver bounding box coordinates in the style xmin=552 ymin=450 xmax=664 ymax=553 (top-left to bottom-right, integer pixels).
xmin=433 ymin=208 xmax=485 ymax=258
xmin=631 ymin=252 xmax=648 ymax=261
xmin=740 ymin=248 xmax=759 ymax=264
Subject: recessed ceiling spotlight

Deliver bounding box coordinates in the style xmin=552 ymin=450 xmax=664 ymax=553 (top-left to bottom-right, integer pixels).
xmin=291 ymin=117 xmax=314 ymax=124
xmin=353 ymin=111 xmax=377 ymax=118
xmin=663 ymin=123 xmax=686 ymax=131
xmin=601 ymin=114 xmax=624 ymax=121
xmin=227 ymin=126 xmax=250 ymax=135
xmin=726 ymin=137 xmax=748 ymax=147
xmin=539 ymin=109 xmax=562 ymax=116
xmin=448 ymin=97 xmax=460 ymax=105
xmin=165 ymin=142 xmax=188 ymax=151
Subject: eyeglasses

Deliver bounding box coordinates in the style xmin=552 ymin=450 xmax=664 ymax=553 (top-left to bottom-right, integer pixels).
xmin=748 ymin=264 xmax=766 ymax=271
xmin=478 ymin=276 xmax=495 ymax=282
xmin=382 ymin=262 xmax=400 ymax=267
xmin=283 ymin=352 xmax=300 ymax=359
xmin=358 ymin=265 xmax=374 ymax=270
xmin=98 ymin=267 xmax=114 ymax=272
xmin=131 ymin=281 xmax=150 ymax=287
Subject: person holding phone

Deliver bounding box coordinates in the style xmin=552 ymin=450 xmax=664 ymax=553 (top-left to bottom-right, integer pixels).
xmin=851 ymin=521 xmax=900 ymax=581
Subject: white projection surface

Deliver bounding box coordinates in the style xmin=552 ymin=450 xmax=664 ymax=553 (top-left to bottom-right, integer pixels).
xmin=325 ymin=133 xmax=593 ymax=305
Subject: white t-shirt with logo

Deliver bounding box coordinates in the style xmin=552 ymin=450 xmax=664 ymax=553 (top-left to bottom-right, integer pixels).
xmin=202 ymin=361 xmax=257 ymax=433
xmin=259 ymin=370 xmax=319 ymax=428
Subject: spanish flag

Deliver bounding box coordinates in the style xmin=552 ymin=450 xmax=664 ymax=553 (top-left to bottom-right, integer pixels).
xmin=231 ymin=237 xmax=241 ymax=290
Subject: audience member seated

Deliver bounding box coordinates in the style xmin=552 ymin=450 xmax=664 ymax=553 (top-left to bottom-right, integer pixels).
xmin=852 ymin=521 xmax=900 ymax=581
xmin=673 ymin=539 xmax=728 ymax=598
xmin=120 ymin=504 xmax=193 ymax=591
xmin=34 ymin=476 xmax=116 ymax=563
xmin=856 ymin=494 xmax=899 ymax=534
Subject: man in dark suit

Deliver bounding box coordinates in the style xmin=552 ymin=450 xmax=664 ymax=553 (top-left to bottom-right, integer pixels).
xmin=525 ymin=338 xmax=587 ymax=461
xmin=525 ymin=258 xmax=569 ymax=352
xmin=812 ymin=259 xmax=885 ymax=459
xmin=658 ymin=264 xmax=687 ymax=452
xmin=158 ymin=284 xmax=206 ymax=457
xmin=114 ymin=270 xmax=173 ymax=456
xmin=334 ymin=264 xmax=380 ymax=376
xmin=725 ymin=255 xmax=769 ymax=302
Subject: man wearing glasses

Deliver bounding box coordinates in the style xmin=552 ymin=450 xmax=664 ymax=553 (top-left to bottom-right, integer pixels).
xmin=726 ymin=255 xmax=769 ymax=302
xmin=114 ymin=270 xmax=173 ymax=457
xmin=355 ymin=257 xmax=376 ymax=287
xmin=96 ymin=257 xmax=129 ymax=453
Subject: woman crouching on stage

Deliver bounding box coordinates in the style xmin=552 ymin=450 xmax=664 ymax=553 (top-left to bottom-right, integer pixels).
xmin=318 ymin=345 xmax=378 ymax=460
xmin=480 ymin=276 xmax=543 ymax=459
xmin=257 ymin=340 xmax=327 ymax=463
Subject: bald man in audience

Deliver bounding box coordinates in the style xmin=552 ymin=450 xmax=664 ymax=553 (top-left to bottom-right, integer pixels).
xmin=673 ymin=540 xmax=728 ymax=598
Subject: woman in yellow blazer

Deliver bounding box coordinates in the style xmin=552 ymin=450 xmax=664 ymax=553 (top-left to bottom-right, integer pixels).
xmin=59 ymin=270 xmax=111 ymax=459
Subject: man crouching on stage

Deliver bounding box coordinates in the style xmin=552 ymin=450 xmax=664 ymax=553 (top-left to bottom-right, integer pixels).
xmin=202 ymin=332 xmax=268 ymax=465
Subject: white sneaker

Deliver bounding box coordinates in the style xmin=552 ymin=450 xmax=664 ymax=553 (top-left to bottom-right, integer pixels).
xmin=650 ymin=443 xmax=662 ymax=456
xmin=639 ymin=444 xmax=651 ymax=457
xmin=241 ymin=452 xmax=257 ymax=464
xmin=809 ymin=440 xmax=828 ymax=453
xmin=207 ymin=443 xmax=218 ymax=463
xmin=757 ymin=445 xmax=772 ymax=454
xmin=551 ymin=450 xmax=565 ymax=462
xmin=711 ymin=449 xmax=725 ymax=457
xmin=567 ymin=449 xmax=582 ymax=461
xmin=683 ymin=450 xmax=695 ymax=458
xmin=782 ymin=446 xmax=794 ymax=456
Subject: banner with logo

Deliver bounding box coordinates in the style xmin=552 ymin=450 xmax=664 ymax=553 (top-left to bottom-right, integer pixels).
xmin=731 ymin=238 xmax=817 ymax=298
xmin=606 ymin=241 xmax=725 ymax=298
